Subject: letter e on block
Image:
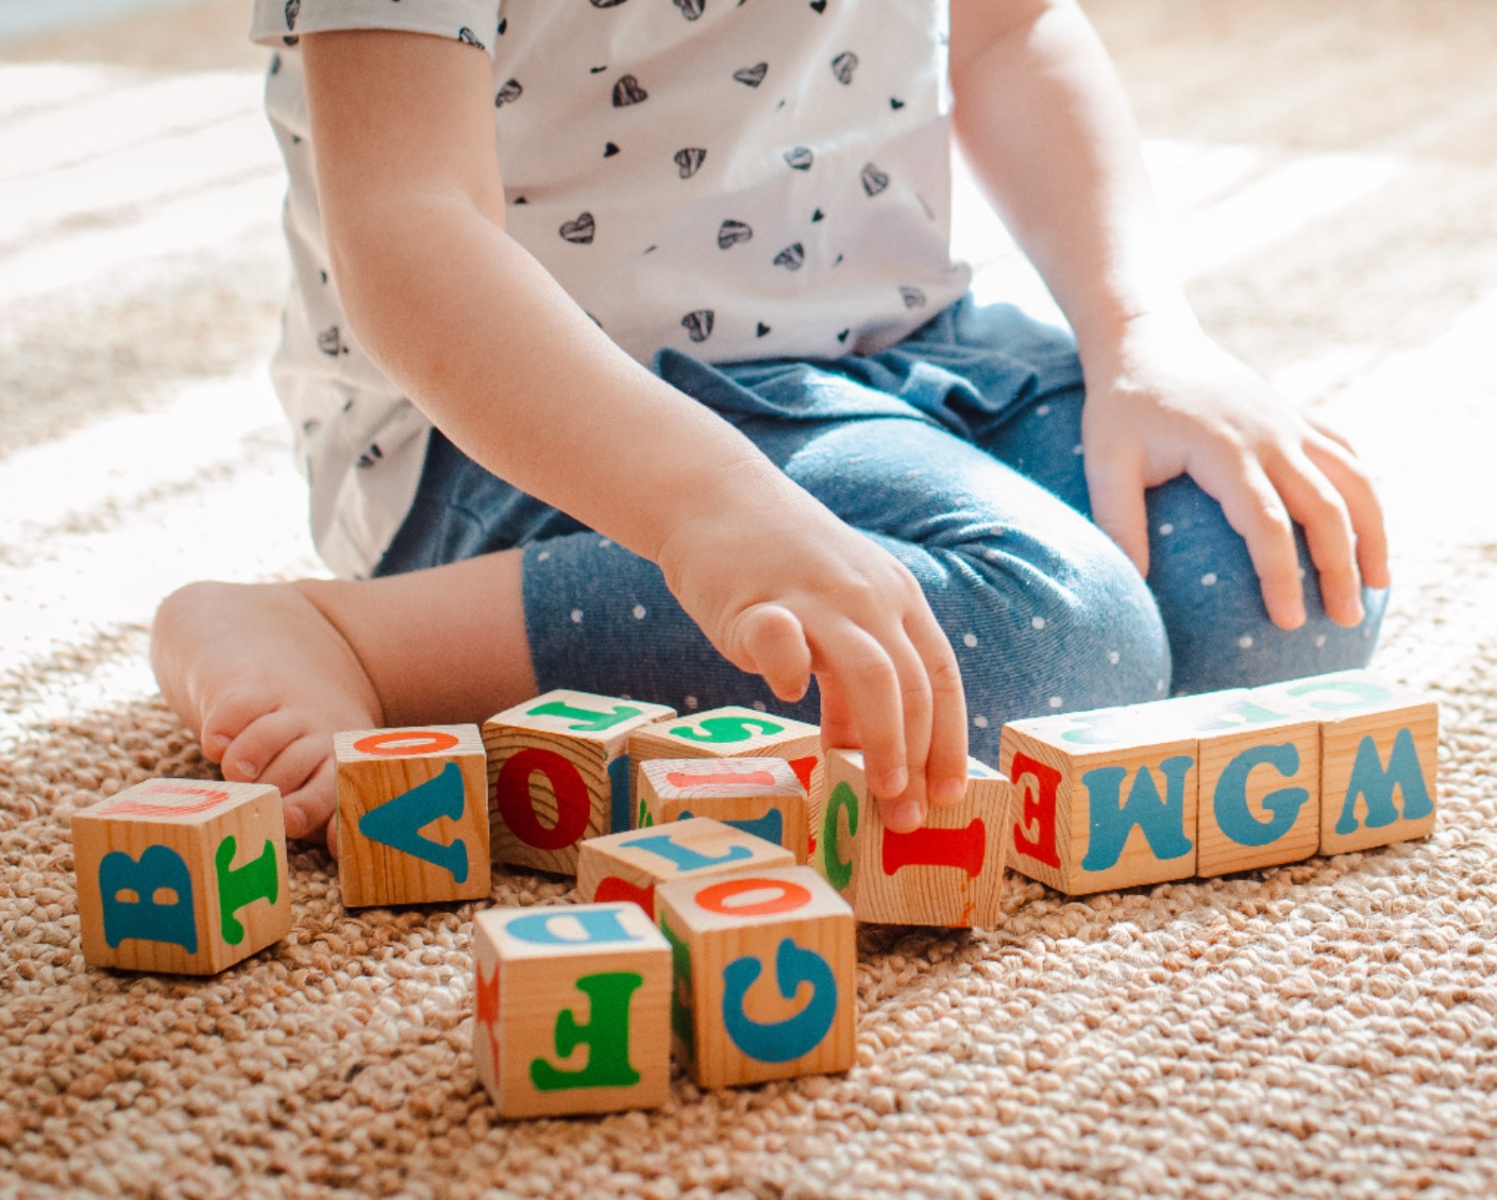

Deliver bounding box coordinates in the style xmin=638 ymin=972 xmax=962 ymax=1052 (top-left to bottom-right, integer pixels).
xmin=485 ymin=689 xmax=675 ymax=875
xmin=72 ymin=778 xmax=290 ymax=974
xmin=473 ymin=901 xmax=671 ymax=1118
xmin=1254 ymin=670 xmax=1438 ymax=856
xmin=817 ymin=749 xmax=1008 ymax=926
xmin=1000 ymin=696 xmax=1210 ymax=894
xmin=654 ymin=865 xmax=854 ymax=1089
xmin=577 ymin=816 xmax=795 ymax=918
xmin=335 ymin=724 xmax=490 ymax=907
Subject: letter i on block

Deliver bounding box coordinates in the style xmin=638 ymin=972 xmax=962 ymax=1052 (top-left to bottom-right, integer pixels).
xmin=485 ymin=690 xmax=676 ymax=875
xmin=817 ymin=750 xmax=1008 ymax=926
xmin=1253 ymin=670 xmax=1438 ymax=855
xmin=627 ymin=707 xmax=824 ymax=834
xmin=654 ymin=866 xmax=855 ymax=1090
xmin=335 ymin=725 xmax=491 ymax=908
xmin=72 ymin=778 xmax=290 ymax=974
xmin=577 ymin=816 xmax=795 ymax=917
xmin=636 ymin=757 xmax=810 ymax=863
xmin=1000 ymin=696 xmax=1212 ymax=895
xmin=473 ymin=902 xmax=671 ymax=1118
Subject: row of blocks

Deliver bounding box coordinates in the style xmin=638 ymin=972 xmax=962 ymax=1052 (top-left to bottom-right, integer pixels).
xmin=72 ymin=672 xmax=1438 ymax=1097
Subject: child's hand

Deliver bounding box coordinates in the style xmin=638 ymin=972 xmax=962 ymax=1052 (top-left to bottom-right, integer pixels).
xmin=1080 ymin=314 xmax=1391 ymax=629
xmin=655 ymin=465 xmax=969 ymax=832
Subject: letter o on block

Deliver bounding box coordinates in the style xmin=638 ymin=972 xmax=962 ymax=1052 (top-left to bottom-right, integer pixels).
xmin=654 ymin=865 xmax=855 ymax=1089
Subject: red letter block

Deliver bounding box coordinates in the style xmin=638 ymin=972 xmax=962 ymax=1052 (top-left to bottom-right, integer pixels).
xmin=335 ymin=724 xmax=491 ymax=908
xmin=627 ymin=707 xmax=823 ymax=849
xmin=485 ymin=690 xmax=675 ymax=875
xmin=577 ymin=816 xmax=795 ymax=918
xmin=473 ymin=901 xmax=671 ymax=1118
xmin=655 ymin=866 xmax=855 ymax=1089
xmin=816 ymin=749 xmax=1008 ymax=926
xmin=636 ymin=756 xmax=810 ymax=863
xmin=72 ymin=778 xmax=290 ymax=974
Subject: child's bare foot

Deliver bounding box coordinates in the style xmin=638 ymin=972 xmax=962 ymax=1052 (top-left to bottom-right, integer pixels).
xmin=150 ymin=580 xmax=384 ymax=849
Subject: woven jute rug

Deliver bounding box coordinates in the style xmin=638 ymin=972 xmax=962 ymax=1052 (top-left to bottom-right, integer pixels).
xmin=4 ymin=1 xmax=1497 ymax=1196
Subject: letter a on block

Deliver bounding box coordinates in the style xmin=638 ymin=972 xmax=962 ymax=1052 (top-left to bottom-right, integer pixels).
xmin=336 ymin=724 xmax=490 ymax=908
xmin=473 ymin=902 xmax=671 ymax=1118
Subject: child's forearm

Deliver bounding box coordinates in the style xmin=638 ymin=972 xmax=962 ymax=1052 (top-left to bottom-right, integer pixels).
xmin=949 ymin=0 xmax=1194 ymax=367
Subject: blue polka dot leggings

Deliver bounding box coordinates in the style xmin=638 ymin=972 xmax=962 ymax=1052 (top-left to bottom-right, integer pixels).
xmin=375 ymin=297 xmax=1385 ymax=765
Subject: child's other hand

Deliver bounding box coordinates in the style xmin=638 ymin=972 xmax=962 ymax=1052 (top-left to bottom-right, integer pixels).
xmin=656 ymin=466 xmax=969 ymax=833
xmin=1080 ymin=314 xmax=1391 ymax=630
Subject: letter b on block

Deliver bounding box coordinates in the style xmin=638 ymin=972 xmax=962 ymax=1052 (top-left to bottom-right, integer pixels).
xmin=654 ymin=866 xmax=855 ymax=1089
xmin=335 ymin=725 xmax=491 ymax=907
xmin=473 ymin=902 xmax=671 ymax=1118
xmin=72 ymin=778 xmax=290 ymax=974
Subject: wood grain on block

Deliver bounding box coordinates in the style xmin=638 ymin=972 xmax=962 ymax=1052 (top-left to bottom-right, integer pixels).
xmin=1251 ymin=671 xmax=1438 ymax=855
xmin=817 ymin=749 xmax=1009 ymax=926
xmin=72 ymin=778 xmax=290 ymax=974
xmin=484 ymin=690 xmax=675 ymax=875
xmin=999 ymin=695 xmax=1217 ymax=894
xmin=654 ymin=866 xmax=855 ymax=1090
xmin=335 ymin=724 xmax=490 ymax=908
xmin=636 ymin=756 xmax=811 ymax=863
xmin=576 ymin=816 xmax=795 ymax=917
xmin=627 ymin=706 xmax=823 ymax=834
xmin=473 ymin=902 xmax=671 ymax=1118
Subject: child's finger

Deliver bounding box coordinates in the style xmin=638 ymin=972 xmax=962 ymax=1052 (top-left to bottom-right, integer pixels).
xmin=905 ymin=608 xmax=968 ymax=806
xmin=1304 ymin=432 xmax=1391 ymax=590
xmin=1266 ymin=450 xmax=1363 ymax=627
xmin=725 ymin=602 xmax=813 ymax=703
xmin=1084 ymin=450 xmax=1151 ymax=579
xmin=814 ymin=624 xmax=911 ymax=804
xmin=1198 ymin=455 xmax=1307 ymax=630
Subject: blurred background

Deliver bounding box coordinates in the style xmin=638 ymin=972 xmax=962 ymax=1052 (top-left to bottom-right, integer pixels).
xmin=2 ymin=0 xmax=1495 ymax=745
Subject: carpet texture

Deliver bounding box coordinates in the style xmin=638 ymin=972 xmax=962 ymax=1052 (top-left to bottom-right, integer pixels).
xmin=4 ymin=1 xmax=1497 ymax=1196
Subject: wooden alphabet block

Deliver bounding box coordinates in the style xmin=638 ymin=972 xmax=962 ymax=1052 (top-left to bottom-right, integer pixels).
xmin=627 ymin=706 xmax=823 ymax=832
xmin=636 ymin=756 xmax=811 ymax=863
xmin=1251 ymin=670 xmax=1438 ymax=855
xmin=335 ymin=724 xmax=490 ymax=908
xmin=1000 ymin=694 xmax=1216 ymax=894
xmin=473 ymin=901 xmax=671 ymax=1118
xmin=815 ymin=749 xmax=1009 ymax=926
xmin=72 ymin=778 xmax=290 ymax=974
xmin=654 ymin=865 xmax=855 ymax=1089
xmin=577 ymin=816 xmax=795 ymax=918
xmin=485 ymin=689 xmax=676 ymax=875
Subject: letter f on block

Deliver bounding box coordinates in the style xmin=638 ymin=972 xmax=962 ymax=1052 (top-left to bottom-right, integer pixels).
xmin=530 ymin=971 xmax=644 ymax=1091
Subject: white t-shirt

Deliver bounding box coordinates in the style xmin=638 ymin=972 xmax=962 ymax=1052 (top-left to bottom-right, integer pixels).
xmin=250 ymin=0 xmax=971 ymax=577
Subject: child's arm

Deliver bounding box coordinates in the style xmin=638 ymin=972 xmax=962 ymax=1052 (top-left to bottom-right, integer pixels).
xmin=949 ymin=0 xmax=1390 ymax=630
xmin=300 ymin=30 xmax=968 ymax=828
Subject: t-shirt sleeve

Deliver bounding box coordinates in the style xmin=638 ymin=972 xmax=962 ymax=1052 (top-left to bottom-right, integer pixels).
xmin=249 ymin=0 xmax=501 ymax=56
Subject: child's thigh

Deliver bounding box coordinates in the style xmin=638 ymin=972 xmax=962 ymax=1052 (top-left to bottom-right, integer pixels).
xmin=744 ymin=413 xmax=1173 ymax=753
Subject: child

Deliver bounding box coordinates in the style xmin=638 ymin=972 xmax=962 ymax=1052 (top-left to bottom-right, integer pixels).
xmin=150 ymin=0 xmax=1389 ymax=850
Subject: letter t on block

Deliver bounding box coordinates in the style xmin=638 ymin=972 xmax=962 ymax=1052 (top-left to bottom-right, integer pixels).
xmin=473 ymin=902 xmax=671 ymax=1118
xmin=335 ymin=725 xmax=491 ymax=907
xmin=485 ymin=689 xmax=676 ymax=875
xmin=72 ymin=778 xmax=290 ymax=974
